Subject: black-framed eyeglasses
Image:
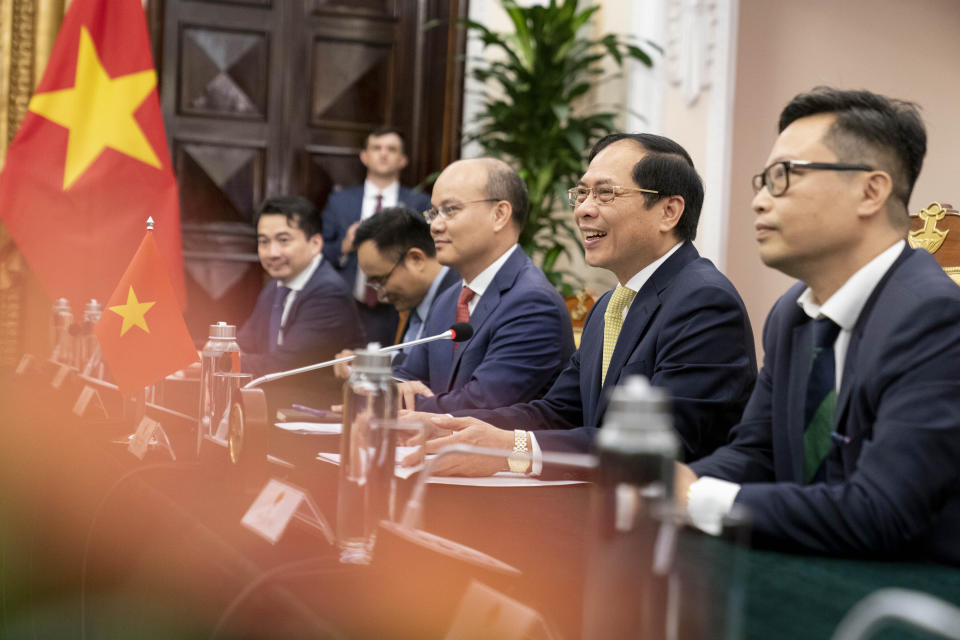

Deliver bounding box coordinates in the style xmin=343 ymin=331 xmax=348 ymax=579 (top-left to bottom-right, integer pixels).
xmin=366 ymin=251 xmax=407 ymax=291
xmin=423 ymin=199 xmax=499 ymax=224
xmin=752 ymin=160 xmax=874 ymax=197
xmin=567 ymin=185 xmax=659 ymax=208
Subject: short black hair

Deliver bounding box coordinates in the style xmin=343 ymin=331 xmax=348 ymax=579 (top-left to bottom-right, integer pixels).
xmin=779 ymin=87 xmax=926 ymax=221
xmin=588 ymin=133 xmax=704 ymax=242
xmin=353 ymin=206 xmax=436 ymax=261
xmin=255 ymin=195 xmax=321 ymax=238
xmin=366 ymin=125 xmax=406 ymax=152
xmin=485 ymin=163 xmax=529 ymax=230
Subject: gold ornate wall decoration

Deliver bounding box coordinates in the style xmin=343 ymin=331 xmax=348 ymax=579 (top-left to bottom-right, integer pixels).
xmin=0 ymin=0 xmax=67 ymax=364
xmin=908 ymin=202 xmax=960 ymax=287
xmin=908 ymin=202 xmax=951 ymax=254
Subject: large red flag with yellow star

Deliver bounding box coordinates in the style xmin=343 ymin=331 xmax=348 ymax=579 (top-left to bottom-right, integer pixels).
xmin=0 ymin=0 xmax=185 ymax=309
xmin=95 ymin=229 xmax=197 ymax=395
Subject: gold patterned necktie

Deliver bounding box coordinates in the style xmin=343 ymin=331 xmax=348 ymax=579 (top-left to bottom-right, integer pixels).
xmin=601 ymin=285 xmax=637 ymax=385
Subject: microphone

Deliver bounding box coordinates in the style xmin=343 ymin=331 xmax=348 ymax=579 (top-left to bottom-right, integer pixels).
xmin=244 ymin=322 xmax=473 ymax=389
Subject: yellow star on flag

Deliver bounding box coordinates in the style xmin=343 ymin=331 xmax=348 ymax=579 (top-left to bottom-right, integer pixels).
xmin=27 ymin=25 xmax=161 ymax=190
xmin=109 ymin=286 xmax=156 ymax=336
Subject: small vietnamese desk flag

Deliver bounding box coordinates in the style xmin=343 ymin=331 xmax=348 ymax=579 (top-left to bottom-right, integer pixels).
xmin=95 ymin=229 xmax=197 ymax=396
xmin=0 ymin=0 xmax=185 ymax=307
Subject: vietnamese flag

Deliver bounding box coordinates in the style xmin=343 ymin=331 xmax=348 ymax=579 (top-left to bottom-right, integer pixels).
xmin=95 ymin=229 xmax=197 ymax=396
xmin=0 ymin=0 xmax=185 ymax=309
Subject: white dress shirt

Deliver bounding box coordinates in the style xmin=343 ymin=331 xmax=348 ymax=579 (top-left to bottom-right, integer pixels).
xmin=353 ymin=180 xmax=400 ymax=300
xmin=461 ymin=244 xmax=520 ymax=314
xmin=687 ymin=240 xmax=906 ymax=535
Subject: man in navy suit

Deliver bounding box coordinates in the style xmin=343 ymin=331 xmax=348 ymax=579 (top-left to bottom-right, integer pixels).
xmin=331 ymin=206 xmax=460 ymax=373
xmin=321 ymin=126 xmax=431 ymax=346
xmin=407 ymin=134 xmax=757 ymax=476
xmin=677 ymin=87 xmax=960 ymax=564
xmin=238 ymin=196 xmax=364 ymax=407
xmin=392 ymin=157 xmax=575 ymax=412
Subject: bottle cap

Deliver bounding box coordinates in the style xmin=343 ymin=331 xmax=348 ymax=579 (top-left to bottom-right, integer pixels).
xmin=606 ymin=375 xmax=670 ymax=421
xmin=353 ymin=342 xmax=392 ymax=375
xmin=208 ymin=321 xmax=237 ymax=339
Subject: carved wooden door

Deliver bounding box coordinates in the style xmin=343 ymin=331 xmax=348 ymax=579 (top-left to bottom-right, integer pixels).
xmin=158 ymin=0 xmax=463 ymax=339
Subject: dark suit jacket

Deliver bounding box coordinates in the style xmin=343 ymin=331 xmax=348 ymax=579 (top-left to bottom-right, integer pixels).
xmin=321 ymin=184 xmax=432 ymax=290
xmin=461 ymin=242 xmax=757 ymax=461
xmin=691 ymin=247 xmax=960 ymax=564
xmin=392 ymin=267 xmax=460 ymax=369
xmin=393 ymin=247 xmax=575 ymax=413
xmin=238 ymin=259 xmax=365 ymax=406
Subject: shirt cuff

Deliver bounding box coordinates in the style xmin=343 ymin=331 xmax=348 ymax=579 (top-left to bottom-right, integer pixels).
xmin=528 ymin=431 xmax=542 ymax=476
xmin=687 ymin=476 xmax=741 ymax=536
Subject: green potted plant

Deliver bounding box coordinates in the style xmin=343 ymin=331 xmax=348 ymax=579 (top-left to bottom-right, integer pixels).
xmin=463 ymin=0 xmax=655 ymax=295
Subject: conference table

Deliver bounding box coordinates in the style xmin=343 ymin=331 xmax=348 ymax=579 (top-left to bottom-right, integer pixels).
xmin=2 ymin=360 xmax=958 ymax=639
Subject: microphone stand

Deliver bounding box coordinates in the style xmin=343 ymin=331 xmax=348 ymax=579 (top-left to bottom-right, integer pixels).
xmin=244 ymin=328 xmax=465 ymax=389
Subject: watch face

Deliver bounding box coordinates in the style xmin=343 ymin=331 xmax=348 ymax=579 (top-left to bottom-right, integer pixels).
xmin=228 ymin=401 xmax=245 ymax=464
xmin=507 ymin=453 xmax=530 ymax=474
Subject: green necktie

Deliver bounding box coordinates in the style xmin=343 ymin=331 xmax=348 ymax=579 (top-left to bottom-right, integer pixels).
xmin=601 ymin=285 xmax=637 ymax=385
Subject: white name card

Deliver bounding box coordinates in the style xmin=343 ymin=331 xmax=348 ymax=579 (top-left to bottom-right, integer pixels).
xmin=241 ymin=478 xmax=333 ymax=545
xmin=51 ymin=363 xmax=70 ymax=389
xmin=15 ymin=354 xmax=33 ymax=375
xmin=73 ymin=384 xmax=107 ymax=418
xmin=128 ymin=416 xmax=160 ymax=459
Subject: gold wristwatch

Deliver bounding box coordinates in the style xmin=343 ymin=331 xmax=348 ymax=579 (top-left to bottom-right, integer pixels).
xmin=507 ymin=429 xmax=531 ymax=474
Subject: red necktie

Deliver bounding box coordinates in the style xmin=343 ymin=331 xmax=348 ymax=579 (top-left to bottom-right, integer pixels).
xmin=363 ymin=194 xmax=384 ymax=307
xmin=454 ymin=286 xmax=474 ymax=352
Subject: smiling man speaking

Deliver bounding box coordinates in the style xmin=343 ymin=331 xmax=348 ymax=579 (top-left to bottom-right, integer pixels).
xmin=408 ymin=135 xmax=757 ymax=476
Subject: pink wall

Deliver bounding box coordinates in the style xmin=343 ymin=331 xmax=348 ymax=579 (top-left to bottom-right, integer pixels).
xmin=727 ymin=0 xmax=960 ymax=356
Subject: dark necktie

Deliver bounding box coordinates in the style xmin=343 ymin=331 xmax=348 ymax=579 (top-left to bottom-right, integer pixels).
xmin=363 ymin=194 xmax=383 ymax=307
xmin=269 ymin=285 xmax=291 ymax=352
xmin=802 ymin=316 xmax=841 ymax=483
xmin=454 ymin=286 xmax=474 ymax=353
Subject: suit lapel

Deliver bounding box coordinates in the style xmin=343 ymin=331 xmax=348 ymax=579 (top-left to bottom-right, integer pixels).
xmin=581 ymin=294 xmax=609 ymax=425
xmin=283 ymin=259 xmax=325 ymax=329
xmin=596 ymin=243 xmax=700 ymax=404
xmin=833 ymin=246 xmax=911 ymax=431
xmin=446 ymin=249 xmax=524 ymax=389
xmin=598 ymin=291 xmax=659 ymax=402
xmin=787 ymin=318 xmax=814 ymax=481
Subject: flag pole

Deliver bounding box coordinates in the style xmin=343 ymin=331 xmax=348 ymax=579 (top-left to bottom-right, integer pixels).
xmin=131 ymin=217 xmax=155 ymax=426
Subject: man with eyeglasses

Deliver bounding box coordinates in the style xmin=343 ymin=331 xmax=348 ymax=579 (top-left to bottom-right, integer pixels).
xmin=330 ymin=206 xmax=460 ymax=373
xmin=321 ymin=126 xmax=432 ymax=347
xmin=391 ymin=157 xmax=575 ymax=412
xmin=676 ymin=87 xmax=960 ymax=564
xmin=238 ymin=195 xmax=365 ymax=407
xmin=402 ymin=134 xmax=757 ymax=476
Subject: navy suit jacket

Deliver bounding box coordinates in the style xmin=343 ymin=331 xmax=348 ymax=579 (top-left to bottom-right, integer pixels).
xmin=691 ymin=247 xmax=960 ymax=564
xmin=393 ymin=247 xmax=575 ymax=413
xmin=321 ymin=184 xmax=432 ymax=289
xmin=461 ymin=242 xmax=757 ymax=461
xmin=238 ymin=259 xmax=365 ymax=394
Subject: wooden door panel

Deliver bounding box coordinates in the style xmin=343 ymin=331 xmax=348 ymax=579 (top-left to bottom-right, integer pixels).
xmin=310 ymin=38 xmax=393 ymax=127
xmin=156 ymin=0 xmax=465 ymax=339
xmin=179 ymin=26 xmax=270 ymax=120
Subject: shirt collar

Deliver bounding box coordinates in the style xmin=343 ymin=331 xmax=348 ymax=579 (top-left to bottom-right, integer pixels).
xmin=797 ymin=240 xmax=904 ymax=328
xmin=622 ymin=242 xmax=684 ymax=293
xmin=464 ymin=244 xmax=519 ymax=297
xmin=415 ymin=266 xmax=450 ymax=321
xmin=282 ymin=254 xmax=322 ymax=291
xmin=364 ymin=180 xmax=400 ymax=201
